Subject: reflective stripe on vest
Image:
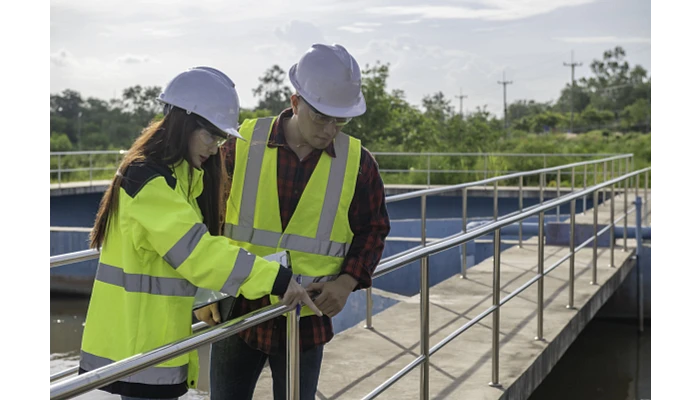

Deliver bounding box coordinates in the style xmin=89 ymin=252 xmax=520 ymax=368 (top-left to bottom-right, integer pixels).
xmin=226 ymin=118 xmax=352 ymax=257
xmin=97 ymin=248 xmax=256 ymax=297
xmin=80 ymin=350 xmax=188 ymax=385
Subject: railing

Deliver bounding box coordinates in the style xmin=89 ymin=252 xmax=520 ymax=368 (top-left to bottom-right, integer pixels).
xmin=50 ymin=150 xmax=634 ymax=187
xmin=49 ymin=154 xmax=650 ymax=399
xmin=372 ymin=151 xmax=622 ymax=186
xmin=50 ymin=150 xmax=125 ymax=187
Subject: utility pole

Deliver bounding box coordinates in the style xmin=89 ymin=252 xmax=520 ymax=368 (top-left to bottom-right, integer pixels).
xmin=455 ymin=88 xmax=468 ymax=119
xmin=563 ymin=51 xmax=583 ymax=134
xmin=497 ymin=71 xmax=513 ymax=136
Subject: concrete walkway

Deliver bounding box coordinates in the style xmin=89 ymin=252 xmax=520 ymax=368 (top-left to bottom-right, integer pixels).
xmin=243 ymin=192 xmax=646 ymax=399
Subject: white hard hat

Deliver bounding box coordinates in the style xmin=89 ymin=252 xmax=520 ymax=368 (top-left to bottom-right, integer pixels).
xmin=158 ymin=67 xmax=243 ymax=139
xmin=289 ymin=43 xmax=366 ymax=119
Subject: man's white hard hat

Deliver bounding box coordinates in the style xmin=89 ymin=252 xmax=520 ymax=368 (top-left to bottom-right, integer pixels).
xmin=289 ymin=43 xmax=366 ymax=119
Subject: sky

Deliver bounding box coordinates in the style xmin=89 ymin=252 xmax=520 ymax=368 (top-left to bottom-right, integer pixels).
xmin=50 ymin=0 xmax=651 ymax=117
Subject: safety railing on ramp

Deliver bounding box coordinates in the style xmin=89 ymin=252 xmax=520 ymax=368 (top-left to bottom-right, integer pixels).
xmin=49 ymin=155 xmax=650 ymax=400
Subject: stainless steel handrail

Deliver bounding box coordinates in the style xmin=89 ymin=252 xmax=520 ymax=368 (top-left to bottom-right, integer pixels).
xmin=50 ymin=161 xmax=649 ymax=400
xmin=385 ymin=154 xmax=632 ymax=203
xmin=361 ymin=167 xmax=650 ymax=399
xmin=50 ymin=305 xmax=293 ymax=400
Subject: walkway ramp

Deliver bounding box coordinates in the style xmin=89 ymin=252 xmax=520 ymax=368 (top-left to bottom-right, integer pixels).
xmin=247 ymin=193 xmax=642 ymax=399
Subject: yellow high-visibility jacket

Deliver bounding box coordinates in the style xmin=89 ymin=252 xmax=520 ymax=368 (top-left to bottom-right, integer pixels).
xmin=79 ymin=159 xmax=291 ymax=399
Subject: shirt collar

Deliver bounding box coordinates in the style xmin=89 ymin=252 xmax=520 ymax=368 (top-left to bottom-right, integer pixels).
xmin=268 ymin=108 xmax=336 ymax=158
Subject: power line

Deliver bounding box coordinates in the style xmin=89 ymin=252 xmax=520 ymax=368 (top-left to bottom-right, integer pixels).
xmin=497 ymin=71 xmax=513 ymax=135
xmin=563 ymin=50 xmax=583 ymax=133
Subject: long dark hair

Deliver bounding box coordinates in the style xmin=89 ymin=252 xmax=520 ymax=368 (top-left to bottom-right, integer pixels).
xmin=89 ymin=107 xmax=226 ymax=249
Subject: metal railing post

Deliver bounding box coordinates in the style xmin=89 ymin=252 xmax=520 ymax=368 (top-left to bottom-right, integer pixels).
xmin=610 ymin=184 xmax=615 ymax=268
xmin=602 ymin=162 xmax=607 ymax=202
xmin=623 ymin=157 xmax=629 ymax=251
xmin=420 ymin=254 xmax=430 ymax=399
xmin=535 ymin=211 xmax=545 ymax=340
xmin=461 ymin=188 xmax=468 ymax=279
xmin=583 ymin=164 xmax=587 ymax=215
xmin=89 ymin=153 xmax=93 ymax=185
xmin=427 ymin=155 xmax=431 ymax=187
xmin=364 ymin=287 xmax=373 ymax=329
xmin=518 ymin=176 xmax=523 ymax=248
xmin=483 ymin=157 xmax=488 ymax=180
xmin=567 ymin=200 xmax=575 ymax=309
xmin=592 ymin=190 xmax=598 ymax=285
xmin=556 ymin=169 xmax=561 ymax=221
xmin=286 ymin=305 xmax=300 ymax=400
xmin=540 ymin=172 xmax=544 ymax=205
xmin=421 ymin=195 xmax=427 ymax=247
xmin=644 ymin=170 xmax=649 ymax=225
xmin=635 ymin=196 xmax=644 ymax=333
xmin=611 ymin=159 xmax=616 ymax=200
xmin=489 ymin=228 xmax=502 ymax=387
xmin=493 ymin=181 xmax=499 ymax=221
xmin=58 ymin=154 xmax=63 ymax=189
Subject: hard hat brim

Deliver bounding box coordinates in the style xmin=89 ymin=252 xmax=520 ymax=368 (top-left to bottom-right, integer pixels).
xmin=289 ymin=63 xmax=367 ymax=119
xmin=219 ymin=125 xmax=245 ymax=141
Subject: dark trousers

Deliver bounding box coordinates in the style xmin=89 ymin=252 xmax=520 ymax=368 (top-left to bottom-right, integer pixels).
xmin=209 ymin=334 xmax=324 ymax=400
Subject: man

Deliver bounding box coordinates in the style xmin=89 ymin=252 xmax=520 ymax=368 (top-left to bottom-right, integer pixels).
xmin=194 ymin=43 xmax=391 ymax=399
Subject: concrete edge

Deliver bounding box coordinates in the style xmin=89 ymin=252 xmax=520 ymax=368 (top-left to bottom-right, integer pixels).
xmin=500 ymin=252 xmax=637 ymax=400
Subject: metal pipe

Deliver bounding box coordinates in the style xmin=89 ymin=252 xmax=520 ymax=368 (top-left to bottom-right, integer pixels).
xmin=539 ymin=172 xmax=544 ymax=205
xmin=556 ymin=169 xmax=561 ymax=221
xmin=364 ymin=287 xmax=373 ymax=329
xmin=58 ymin=154 xmax=62 ymax=187
xmin=490 ymin=228 xmax=501 ymax=387
xmin=567 ymin=200 xmax=575 ymax=309
xmin=583 ymin=164 xmax=587 ymax=215
xmin=51 ymin=249 xmax=100 ymax=268
xmin=624 ymin=157 xmax=629 ymax=251
xmin=421 ymin=195 xmax=427 ymax=246
xmin=610 ymin=185 xmax=615 ymax=268
xmin=362 ymin=355 xmax=426 ymax=400
xmin=602 ymin=161 xmax=607 ymax=202
xmin=493 ymin=180 xmax=499 ymax=221
xmin=635 ymin=197 xmax=644 ymax=333
xmin=419 ymin=256 xmax=430 ymax=399
xmin=536 ymin=211 xmax=545 ymax=340
xmin=50 ymin=304 xmax=291 ymax=400
xmin=89 ymin=153 xmax=93 ymax=184
xmin=427 ymin=155 xmax=431 ymax=187
xmin=644 ymin=170 xmax=649 ymax=225
xmin=483 ymin=156 xmax=488 ymax=180
xmin=384 ymin=154 xmax=630 ymax=204
xmin=462 ymin=187 xmax=468 ymax=279
xmin=519 ymin=175 xmax=523 ymax=247
xmin=592 ymin=190 xmax=598 ymax=285
xmin=287 ymin=303 xmax=300 ymax=400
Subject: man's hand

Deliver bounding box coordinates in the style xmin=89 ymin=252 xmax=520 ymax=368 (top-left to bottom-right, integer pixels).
xmin=306 ymin=275 xmax=357 ymax=318
xmin=281 ymin=279 xmax=323 ymax=317
xmin=194 ymin=303 xmax=221 ymax=327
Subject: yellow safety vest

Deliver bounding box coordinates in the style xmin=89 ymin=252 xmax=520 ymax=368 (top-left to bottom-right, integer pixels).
xmin=79 ymin=159 xmax=283 ymax=398
xmin=224 ymin=117 xmax=361 ymax=317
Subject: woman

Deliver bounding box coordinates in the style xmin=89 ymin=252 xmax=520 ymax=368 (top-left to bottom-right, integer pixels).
xmin=78 ymin=67 xmax=320 ymax=400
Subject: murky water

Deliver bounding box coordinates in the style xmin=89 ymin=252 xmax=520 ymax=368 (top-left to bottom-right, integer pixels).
xmin=529 ymin=318 xmax=651 ymax=400
xmin=50 ymin=296 xmax=209 ymax=400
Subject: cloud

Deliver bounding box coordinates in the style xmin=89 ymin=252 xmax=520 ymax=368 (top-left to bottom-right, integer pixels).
xmin=555 ymin=36 xmax=651 ymax=44
xmin=142 ymin=27 xmax=183 ymax=38
xmin=116 ymin=54 xmax=153 ymax=64
xmin=50 ymin=49 xmax=77 ymax=68
xmin=274 ymin=20 xmax=327 ymax=52
xmin=397 ymin=19 xmax=421 ymax=24
xmin=366 ymin=0 xmax=596 ymax=22
xmin=339 ymin=26 xmax=375 ymax=33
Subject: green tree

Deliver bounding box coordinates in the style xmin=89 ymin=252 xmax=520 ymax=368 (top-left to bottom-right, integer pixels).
xmin=252 ymin=65 xmax=293 ymax=115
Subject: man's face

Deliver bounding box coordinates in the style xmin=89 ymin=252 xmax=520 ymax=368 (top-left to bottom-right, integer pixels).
xmin=292 ymin=94 xmax=351 ymax=150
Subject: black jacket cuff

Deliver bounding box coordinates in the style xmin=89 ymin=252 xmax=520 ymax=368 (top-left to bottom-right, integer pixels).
xmin=271 ymin=266 xmax=293 ymax=296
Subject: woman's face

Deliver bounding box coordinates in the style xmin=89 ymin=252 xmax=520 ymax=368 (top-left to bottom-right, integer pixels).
xmin=188 ymin=128 xmax=224 ymax=169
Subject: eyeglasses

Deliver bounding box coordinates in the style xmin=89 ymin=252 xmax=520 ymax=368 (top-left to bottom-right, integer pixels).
xmin=196 ymin=120 xmax=228 ymax=147
xmin=300 ymin=97 xmax=352 ymax=127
